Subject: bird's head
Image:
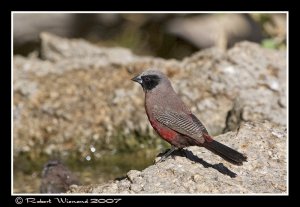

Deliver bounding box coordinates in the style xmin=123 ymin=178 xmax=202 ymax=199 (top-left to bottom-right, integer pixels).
xmin=131 ymin=69 xmax=171 ymax=92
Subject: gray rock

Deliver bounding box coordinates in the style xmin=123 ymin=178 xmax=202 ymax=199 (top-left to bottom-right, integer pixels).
xmin=68 ymin=121 xmax=287 ymax=194
xmin=13 ymin=13 xmax=75 ymax=46
xmin=13 ymin=13 xmax=123 ymax=48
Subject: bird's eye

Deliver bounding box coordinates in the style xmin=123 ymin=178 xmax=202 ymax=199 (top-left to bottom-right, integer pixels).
xmin=144 ymin=77 xmax=150 ymax=81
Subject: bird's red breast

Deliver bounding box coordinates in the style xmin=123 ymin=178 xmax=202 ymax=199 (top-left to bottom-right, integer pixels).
xmin=149 ymin=119 xmax=178 ymax=142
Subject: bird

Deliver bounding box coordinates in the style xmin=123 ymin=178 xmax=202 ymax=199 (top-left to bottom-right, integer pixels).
xmin=40 ymin=160 xmax=80 ymax=193
xmin=131 ymin=69 xmax=247 ymax=165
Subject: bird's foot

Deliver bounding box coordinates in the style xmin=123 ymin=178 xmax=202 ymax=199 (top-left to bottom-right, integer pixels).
xmin=155 ymin=146 xmax=177 ymax=163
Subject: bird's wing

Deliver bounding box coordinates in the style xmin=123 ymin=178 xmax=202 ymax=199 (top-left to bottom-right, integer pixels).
xmin=153 ymin=107 xmax=207 ymax=143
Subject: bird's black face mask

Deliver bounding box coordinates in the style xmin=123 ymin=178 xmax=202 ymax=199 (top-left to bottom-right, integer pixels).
xmin=132 ymin=74 xmax=161 ymax=91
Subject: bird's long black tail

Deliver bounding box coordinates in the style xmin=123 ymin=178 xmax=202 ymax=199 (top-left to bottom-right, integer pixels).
xmin=202 ymin=140 xmax=247 ymax=165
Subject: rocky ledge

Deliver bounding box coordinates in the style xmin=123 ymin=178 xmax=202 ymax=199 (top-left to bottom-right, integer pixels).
xmin=13 ymin=33 xmax=286 ymax=158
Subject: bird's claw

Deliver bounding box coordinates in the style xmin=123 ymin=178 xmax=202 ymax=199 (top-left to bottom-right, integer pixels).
xmin=154 ymin=147 xmax=177 ymax=164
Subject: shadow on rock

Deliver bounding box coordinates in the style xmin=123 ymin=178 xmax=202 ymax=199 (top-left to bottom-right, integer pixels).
xmin=158 ymin=148 xmax=237 ymax=178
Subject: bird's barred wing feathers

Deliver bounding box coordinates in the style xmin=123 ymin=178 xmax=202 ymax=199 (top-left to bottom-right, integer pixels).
xmin=153 ymin=107 xmax=206 ymax=143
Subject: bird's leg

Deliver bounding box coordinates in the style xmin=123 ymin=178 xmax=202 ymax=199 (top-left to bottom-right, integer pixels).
xmin=156 ymin=146 xmax=177 ymax=163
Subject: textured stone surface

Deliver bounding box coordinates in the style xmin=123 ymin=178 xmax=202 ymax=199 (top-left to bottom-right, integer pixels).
xmin=69 ymin=121 xmax=287 ymax=194
xmin=13 ymin=33 xmax=286 ymax=162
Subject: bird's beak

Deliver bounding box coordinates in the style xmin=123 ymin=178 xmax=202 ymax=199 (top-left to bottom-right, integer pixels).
xmin=131 ymin=75 xmax=143 ymax=84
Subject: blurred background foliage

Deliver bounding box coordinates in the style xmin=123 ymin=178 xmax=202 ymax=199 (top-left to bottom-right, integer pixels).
xmin=14 ymin=13 xmax=286 ymax=58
